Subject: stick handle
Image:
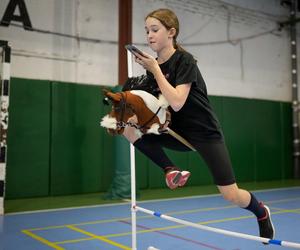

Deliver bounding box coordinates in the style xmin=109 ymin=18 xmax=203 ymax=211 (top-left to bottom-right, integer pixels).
xmin=166 ymin=128 xmax=196 ymax=151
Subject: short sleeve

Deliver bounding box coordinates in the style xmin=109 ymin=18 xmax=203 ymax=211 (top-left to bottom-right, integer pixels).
xmin=175 ymin=53 xmax=197 ymax=86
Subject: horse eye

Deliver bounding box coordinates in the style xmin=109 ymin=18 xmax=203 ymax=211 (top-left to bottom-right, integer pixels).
xmin=103 ymin=97 xmax=110 ymax=105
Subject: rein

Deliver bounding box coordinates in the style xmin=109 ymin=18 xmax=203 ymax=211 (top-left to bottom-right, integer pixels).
xmin=139 ymin=107 xmax=161 ymax=130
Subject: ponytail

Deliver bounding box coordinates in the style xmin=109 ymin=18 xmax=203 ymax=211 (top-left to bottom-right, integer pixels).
xmin=174 ymin=39 xmax=196 ymax=62
xmin=174 ymin=39 xmax=185 ymax=52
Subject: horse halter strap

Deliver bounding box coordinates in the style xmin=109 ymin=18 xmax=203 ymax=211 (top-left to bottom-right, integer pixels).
xmin=115 ymin=92 xmax=139 ymax=130
xmin=115 ymin=92 xmax=132 ymax=129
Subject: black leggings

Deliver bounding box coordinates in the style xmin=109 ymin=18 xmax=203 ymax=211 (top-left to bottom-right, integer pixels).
xmin=133 ymin=133 xmax=236 ymax=186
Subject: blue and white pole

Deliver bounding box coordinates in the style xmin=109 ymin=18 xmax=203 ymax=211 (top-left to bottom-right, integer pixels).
xmin=136 ymin=206 xmax=300 ymax=249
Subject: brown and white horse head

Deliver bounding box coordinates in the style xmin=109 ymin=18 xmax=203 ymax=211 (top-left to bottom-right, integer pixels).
xmin=100 ymin=90 xmax=170 ymax=136
xmin=101 ymin=91 xmax=135 ymax=135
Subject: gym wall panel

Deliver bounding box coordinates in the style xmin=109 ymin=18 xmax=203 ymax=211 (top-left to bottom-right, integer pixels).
xmin=253 ymin=100 xmax=285 ymax=181
xmin=280 ymin=103 xmax=293 ymax=179
xmin=50 ymin=82 xmax=114 ymax=195
xmin=220 ymin=97 xmax=256 ymax=183
xmin=100 ymin=131 xmax=115 ymax=191
xmin=148 ymin=160 xmax=165 ymax=189
xmin=135 ymin=150 xmax=149 ymax=190
xmin=92 ymin=90 xmax=115 ymax=191
xmin=213 ymin=96 xmax=293 ymax=183
xmin=6 ymin=78 xmax=51 ymax=199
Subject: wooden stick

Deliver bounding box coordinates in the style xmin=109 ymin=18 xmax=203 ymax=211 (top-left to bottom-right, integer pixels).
xmin=166 ymin=128 xmax=196 ymax=151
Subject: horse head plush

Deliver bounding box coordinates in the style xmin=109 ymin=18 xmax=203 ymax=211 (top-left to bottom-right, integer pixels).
xmin=100 ymin=90 xmax=170 ymax=137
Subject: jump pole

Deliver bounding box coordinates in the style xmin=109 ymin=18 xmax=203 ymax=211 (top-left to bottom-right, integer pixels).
xmin=135 ymin=206 xmax=300 ymax=249
xmin=127 ymin=50 xmax=137 ymax=250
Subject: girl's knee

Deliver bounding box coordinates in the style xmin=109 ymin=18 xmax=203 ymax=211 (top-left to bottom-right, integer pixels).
xmin=218 ymin=184 xmax=251 ymax=207
xmin=221 ymin=191 xmax=239 ymax=203
xmin=218 ymin=183 xmax=240 ymax=204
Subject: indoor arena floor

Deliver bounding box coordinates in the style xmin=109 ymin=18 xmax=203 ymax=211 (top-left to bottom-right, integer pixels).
xmin=1 ymin=187 xmax=300 ymax=250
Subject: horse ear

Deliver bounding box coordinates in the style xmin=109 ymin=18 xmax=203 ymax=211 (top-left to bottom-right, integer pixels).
xmin=106 ymin=92 xmax=122 ymax=102
xmin=102 ymin=88 xmax=110 ymax=95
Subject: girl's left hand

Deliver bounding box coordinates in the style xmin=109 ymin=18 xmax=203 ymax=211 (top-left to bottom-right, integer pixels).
xmin=134 ymin=52 xmax=159 ymax=74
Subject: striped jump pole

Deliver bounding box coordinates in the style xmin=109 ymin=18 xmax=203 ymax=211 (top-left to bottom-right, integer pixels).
xmin=134 ymin=206 xmax=300 ymax=249
xmin=0 ymin=40 xmax=11 ymax=215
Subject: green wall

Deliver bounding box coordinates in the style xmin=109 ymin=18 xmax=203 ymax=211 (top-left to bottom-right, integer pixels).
xmin=5 ymin=78 xmax=293 ymax=199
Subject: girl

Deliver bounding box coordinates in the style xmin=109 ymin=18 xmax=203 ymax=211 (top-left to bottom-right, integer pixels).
xmin=123 ymin=8 xmax=274 ymax=241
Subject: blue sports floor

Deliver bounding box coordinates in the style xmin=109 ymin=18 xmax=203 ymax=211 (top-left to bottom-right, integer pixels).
xmin=1 ymin=187 xmax=300 ymax=250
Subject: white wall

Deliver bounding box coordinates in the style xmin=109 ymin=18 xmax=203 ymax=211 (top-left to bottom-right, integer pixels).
xmin=0 ymin=0 xmax=297 ymax=102
xmin=132 ymin=0 xmax=293 ymax=102
xmin=0 ymin=0 xmax=118 ymax=85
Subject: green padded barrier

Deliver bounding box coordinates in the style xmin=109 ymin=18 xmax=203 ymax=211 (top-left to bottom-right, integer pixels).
xmin=6 ymin=78 xmax=50 ymax=198
xmin=254 ymin=100 xmax=287 ymax=181
xmin=209 ymin=95 xmax=224 ymax=126
xmin=4 ymin=77 xmax=294 ymax=198
xmin=50 ymin=82 xmax=114 ymax=195
xmin=104 ymin=135 xmax=132 ymax=199
xmin=148 ymin=159 xmax=165 ymax=189
xmin=100 ymin=131 xmax=115 ymax=190
xmin=280 ymin=102 xmax=293 ymax=179
xmin=135 ymin=150 xmax=149 ymax=189
xmin=221 ymin=97 xmax=256 ymax=182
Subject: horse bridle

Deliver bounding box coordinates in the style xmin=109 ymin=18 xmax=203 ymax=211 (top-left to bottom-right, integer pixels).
xmin=113 ymin=92 xmax=162 ymax=132
xmin=113 ymin=92 xmax=135 ymax=130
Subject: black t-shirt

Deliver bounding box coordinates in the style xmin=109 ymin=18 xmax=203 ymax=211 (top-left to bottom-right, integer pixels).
xmin=147 ymin=49 xmax=224 ymax=142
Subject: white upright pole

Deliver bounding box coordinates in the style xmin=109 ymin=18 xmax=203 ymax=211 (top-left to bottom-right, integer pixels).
xmin=130 ymin=142 xmax=137 ymax=250
xmin=127 ymin=50 xmax=137 ymax=250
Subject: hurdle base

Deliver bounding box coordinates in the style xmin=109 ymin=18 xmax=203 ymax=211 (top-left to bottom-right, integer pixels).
xmin=147 ymin=246 xmax=160 ymax=250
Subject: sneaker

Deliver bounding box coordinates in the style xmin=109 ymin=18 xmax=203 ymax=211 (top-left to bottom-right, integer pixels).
xmin=165 ymin=170 xmax=182 ymax=189
xmin=178 ymin=171 xmax=191 ymax=187
xmin=257 ymin=204 xmax=275 ymax=244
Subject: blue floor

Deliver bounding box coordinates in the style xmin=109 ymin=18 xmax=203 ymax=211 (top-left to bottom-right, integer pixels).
xmin=1 ymin=187 xmax=300 ymax=250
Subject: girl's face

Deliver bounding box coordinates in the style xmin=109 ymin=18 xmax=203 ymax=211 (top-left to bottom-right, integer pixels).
xmin=145 ymin=17 xmax=175 ymax=53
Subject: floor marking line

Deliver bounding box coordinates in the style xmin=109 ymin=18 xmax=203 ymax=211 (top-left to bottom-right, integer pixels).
xmin=100 ymin=214 xmax=257 ymax=239
xmin=22 ymin=229 xmax=65 ymax=250
xmin=268 ymin=207 xmax=300 ymax=214
xmin=105 ymin=208 xmax=300 ymax=238
xmin=120 ymin=220 xmax=225 ymax=250
xmin=54 ymin=237 xmax=94 ymax=245
xmin=66 ymin=225 xmax=131 ymax=250
xmin=23 ymin=197 xmax=300 ymax=233
xmin=23 ymin=205 xmax=236 ymax=232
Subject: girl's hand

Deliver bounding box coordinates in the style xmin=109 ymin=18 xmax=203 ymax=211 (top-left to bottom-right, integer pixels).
xmin=134 ymin=52 xmax=160 ymax=74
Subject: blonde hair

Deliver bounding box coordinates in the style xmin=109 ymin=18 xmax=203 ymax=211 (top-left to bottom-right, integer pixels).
xmin=145 ymin=8 xmax=184 ymax=51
